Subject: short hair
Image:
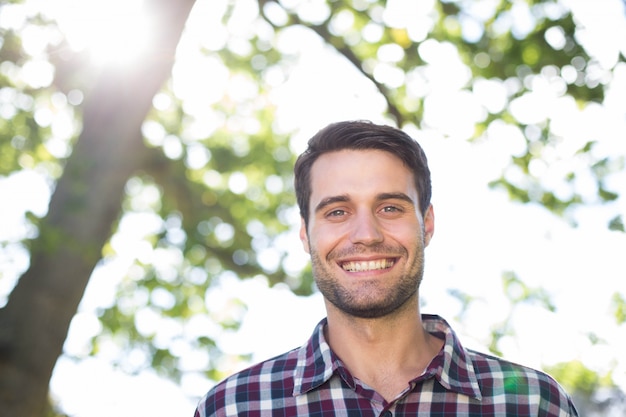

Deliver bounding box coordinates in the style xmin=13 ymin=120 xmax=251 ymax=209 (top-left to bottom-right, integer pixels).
xmin=294 ymin=120 xmax=432 ymax=226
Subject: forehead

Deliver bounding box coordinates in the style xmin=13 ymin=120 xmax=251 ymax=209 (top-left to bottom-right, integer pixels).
xmin=309 ymin=149 xmax=416 ymax=198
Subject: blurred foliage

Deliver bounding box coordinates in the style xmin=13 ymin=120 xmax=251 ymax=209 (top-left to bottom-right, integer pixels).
xmin=0 ymin=0 xmax=625 ymax=414
xmin=488 ymin=271 xmax=556 ymax=357
xmin=548 ymin=360 xmax=614 ymax=397
xmin=613 ymin=292 xmax=626 ymax=325
xmin=546 ymin=360 xmax=626 ymax=416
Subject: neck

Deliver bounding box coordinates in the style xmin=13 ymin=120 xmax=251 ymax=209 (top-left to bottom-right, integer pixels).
xmin=324 ymin=299 xmax=443 ymax=402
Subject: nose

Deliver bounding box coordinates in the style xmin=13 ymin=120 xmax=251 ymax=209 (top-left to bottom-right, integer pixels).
xmin=350 ymin=211 xmax=384 ymax=245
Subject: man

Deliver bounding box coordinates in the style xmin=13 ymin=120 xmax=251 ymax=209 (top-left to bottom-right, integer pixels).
xmin=195 ymin=121 xmax=579 ymax=416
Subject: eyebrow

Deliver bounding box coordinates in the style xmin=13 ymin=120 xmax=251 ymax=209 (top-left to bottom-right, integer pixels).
xmin=313 ymin=192 xmax=416 ymax=214
xmin=377 ymin=192 xmax=415 ymax=206
xmin=314 ymin=194 xmax=350 ymax=214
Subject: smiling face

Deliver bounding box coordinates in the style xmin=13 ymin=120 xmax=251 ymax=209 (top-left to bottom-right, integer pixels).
xmin=299 ymin=149 xmax=434 ymax=319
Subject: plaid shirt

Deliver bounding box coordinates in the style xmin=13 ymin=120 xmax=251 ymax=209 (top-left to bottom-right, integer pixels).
xmin=195 ymin=314 xmax=578 ymax=416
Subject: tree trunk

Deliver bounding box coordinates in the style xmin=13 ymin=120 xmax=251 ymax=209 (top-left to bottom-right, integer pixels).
xmin=0 ymin=1 xmax=196 ymax=416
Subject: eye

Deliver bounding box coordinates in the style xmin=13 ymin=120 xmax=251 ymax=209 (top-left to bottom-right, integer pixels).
xmin=381 ymin=205 xmax=402 ymax=213
xmin=327 ymin=209 xmax=347 ymax=218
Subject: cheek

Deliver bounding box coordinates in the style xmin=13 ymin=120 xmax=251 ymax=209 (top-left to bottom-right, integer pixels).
xmin=306 ymin=225 xmax=343 ymax=255
xmin=386 ymin=223 xmax=423 ymax=247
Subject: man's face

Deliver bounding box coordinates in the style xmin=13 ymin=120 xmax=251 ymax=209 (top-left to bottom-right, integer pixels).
xmin=299 ymin=149 xmax=434 ymax=319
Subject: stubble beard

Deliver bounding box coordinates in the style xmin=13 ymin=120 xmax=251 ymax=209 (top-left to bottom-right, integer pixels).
xmin=310 ymin=242 xmax=425 ymax=319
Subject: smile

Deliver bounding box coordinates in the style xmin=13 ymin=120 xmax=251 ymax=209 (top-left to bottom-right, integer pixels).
xmin=341 ymin=258 xmax=396 ymax=272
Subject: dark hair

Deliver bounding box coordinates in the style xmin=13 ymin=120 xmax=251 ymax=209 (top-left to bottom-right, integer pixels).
xmin=294 ymin=120 xmax=432 ymax=225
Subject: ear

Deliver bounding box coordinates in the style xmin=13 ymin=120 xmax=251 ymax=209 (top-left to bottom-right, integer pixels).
xmin=299 ymin=217 xmax=310 ymax=254
xmin=423 ymin=204 xmax=435 ymax=247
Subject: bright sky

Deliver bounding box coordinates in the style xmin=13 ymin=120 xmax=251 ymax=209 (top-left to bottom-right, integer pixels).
xmin=1 ymin=0 xmax=626 ymax=416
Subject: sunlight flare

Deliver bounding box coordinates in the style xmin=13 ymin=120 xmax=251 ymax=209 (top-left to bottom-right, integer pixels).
xmin=52 ymin=0 xmax=156 ymax=69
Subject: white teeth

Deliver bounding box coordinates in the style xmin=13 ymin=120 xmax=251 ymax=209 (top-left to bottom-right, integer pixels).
xmin=342 ymin=259 xmax=394 ymax=272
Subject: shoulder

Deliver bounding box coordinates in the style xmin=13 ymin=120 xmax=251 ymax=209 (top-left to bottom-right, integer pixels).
xmin=468 ymin=348 xmax=559 ymax=387
xmin=467 ymin=349 xmax=579 ymax=416
xmin=194 ymin=348 xmax=300 ymax=417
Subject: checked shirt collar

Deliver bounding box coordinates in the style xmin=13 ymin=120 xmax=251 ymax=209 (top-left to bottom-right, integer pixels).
xmin=292 ymin=314 xmax=482 ymax=401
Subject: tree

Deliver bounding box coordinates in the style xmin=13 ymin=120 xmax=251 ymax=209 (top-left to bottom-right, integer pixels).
xmin=0 ymin=0 xmax=624 ymax=416
xmin=0 ymin=1 xmax=196 ymax=415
